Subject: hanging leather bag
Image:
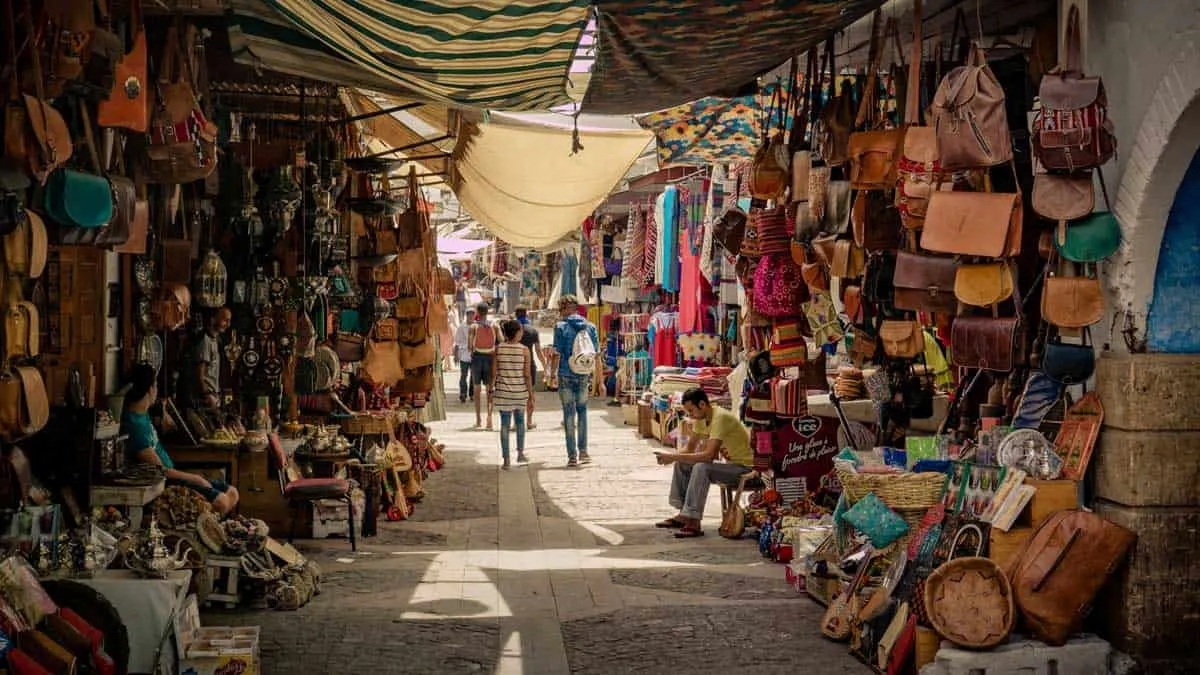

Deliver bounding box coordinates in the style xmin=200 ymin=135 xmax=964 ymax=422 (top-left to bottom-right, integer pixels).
xmin=954 ymin=262 xmax=1015 ymax=309
xmin=818 ymin=71 xmax=856 ymax=166
xmin=144 ymin=24 xmax=217 ymax=184
xmin=5 ymin=300 xmax=38 ymax=359
xmin=848 ymin=14 xmax=906 ymax=190
xmin=112 ymin=190 xmax=149 ymax=254
xmin=335 ymin=333 xmax=365 ymax=363
xmin=718 ymin=472 xmax=753 ymax=539
xmin=895 ymin=4 xmax=940 ymax=231
xmin=713 ymin=208 xmax=747 ymax=256
xmin=97 ymin=0 xmax=149 ymax=131
xmin=14 ymin=5 xmax=74 ymax=184
xmin=831 ymin=239 xmax=865 ymax=279
xmin=4 ymin=208 xmax=47 ymax=279
xmin=1032 ymin=6 xmax=1116 ymax=172
xmin=951 ymin=316 xmax=1022 ymax=372
xmin=1032 ymin=172 xmax=1093 ymax=225
xmin=893 ymin=251 xmax=959 ymax=315
xmin=880 ymin=320 xmax=925 ymax=359
xmin=1042 ymin=266 xmax=1104 ymax=329
xmin=852 ymin=190 xmax=902 ymax=251
xmin=931 ymin=44 xmax=1012 ymax=170
xmin=0 ymin=365 xmax=49 ymax=440
xmin=921 ymin=190 xmax=1023 ymax=258
xmin=1005 ymin=509 xmax=1135 ymax=646
xmin=399 ymin=339 xmax=437 ymax=370
xmin=361 ymin=319 xmax=404 ymax=387
xmin=1042 ymin=331 xmax=1095 ymax=385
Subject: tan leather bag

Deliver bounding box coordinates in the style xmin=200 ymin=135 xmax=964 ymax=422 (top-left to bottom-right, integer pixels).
xmin=5 ymin=301 xmax=38 ymax=359
xmin=830 ymin=239 xmax=865 ymax=279
xmin=749 ymin=136 xmax=788 ymax=201
xmin=4 ymin=209 xmax=47 ymax=278
xmin=1042 ymin=274 xmax=1104 ymax=328
xmin=97 ymin=0 xmax=149 ymax=132
xmin=1032 ymin=172 xmax=1095 ymax=244
xmin=362 ymin=322 xmax=405 ymax=387
xmin=718 ymin=472 xmax=754 ymax=539
xmin=399 ymin=339 xmax=437 ymax=370
xmin=921 ymin=191 xmax=1023 ymax=258
xmin=954 ymin=263 xmax=1014 ymax=308
xmin=849 ymin=129 xmax=906 ymax=190
xmin=0 ymin=366 xmax=49 ymax=440
xmin=1005 ymin=509 xmax=1135 ymax=646
xmin=880 ymin=320 xmax=925 ymax=359
xmin=113 ymin=197 xmax=149 ymax=254
xmin=931 ymin=44 xmax=1013 ymax=170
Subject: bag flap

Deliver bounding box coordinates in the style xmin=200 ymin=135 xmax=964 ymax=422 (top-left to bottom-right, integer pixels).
xmin=955 ymin=263 xmax=1014 ymax=307
xmin=902 ymin=126 xmax=938 ymax=166
xmin=951 ymin=316 xmax=1021 ymax=371
xmin=922 ymin=191 xmax=1022 ymax=258
xmin=1039 ymin=73 xmax=1103 ymax=111
xmin=1058 ymin=212 xmax=1121 ymax=262
xmin=50 ymin=170 xmax=113 ymax=228
xmin=1032 ymin=173 xmax=1094 ymax=222
xmin=849 ymin=130 xmax=904 ymax=157
xmin=1042 ymin=276 xmax=1104 ymax=328
xmin=893 ymin=251 xmax=959 ymax=291
xmin=880 ymin=320 xmax=922 ymax=344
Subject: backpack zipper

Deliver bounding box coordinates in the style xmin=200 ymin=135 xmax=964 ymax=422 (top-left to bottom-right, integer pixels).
xmin=967 ymin=113 xmax=992 ymax=158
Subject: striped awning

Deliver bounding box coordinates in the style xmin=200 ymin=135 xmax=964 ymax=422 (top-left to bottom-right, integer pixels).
xmin=229 ymin=0 xmax=590 ymax=111
xmin=584 ymin=0 xmax=884 ymax=114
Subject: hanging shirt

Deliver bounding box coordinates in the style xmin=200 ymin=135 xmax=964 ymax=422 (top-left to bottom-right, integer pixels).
xmin=660 ymin=187 xmax=680 ymax=293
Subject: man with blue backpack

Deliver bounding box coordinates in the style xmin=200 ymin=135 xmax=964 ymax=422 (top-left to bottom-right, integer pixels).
xmin=553 ymin=295 xmax=599 ymax=468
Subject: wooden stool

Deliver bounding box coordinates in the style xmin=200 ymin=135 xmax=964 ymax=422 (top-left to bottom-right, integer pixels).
xmin=720 ymin=471 xmax=766 ymax=512
xmin=203 ymin=555 xmax=243 ymax=608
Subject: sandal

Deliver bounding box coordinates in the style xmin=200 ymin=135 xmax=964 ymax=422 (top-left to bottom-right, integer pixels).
xmin=674 ymin=526 xmax=704 ymax=539
xmin=655 ymin=517 xmax=685 ymax=529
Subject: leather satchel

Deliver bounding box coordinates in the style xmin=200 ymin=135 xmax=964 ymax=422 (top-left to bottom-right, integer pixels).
xmin=0 ymin=366 xmax=49 ymax=440
xmin=1006 ymin=509 xmax=1135 ymax=646
xmin=393 ymin=295 xmax=424 ymax=320
xmin=893 ymin=251 xmax=959 ymax=315
xmin=852 ymin=190 xmax=902 ymax=251
xmin=954 ymin=262 xmax=1014 ymax=308
xmin=1042 ymin=275 xmax=1103 ymax=328
xmin=842 ymin=284 xmax=864 ymax=325
xmin=951 ymin=316 xmax=1022 ymax=372
xmin=802 ymin=261 xmax=829 ymax=293
xmin=4 ymin=209 xmax=48 ymax=279
xmin=880 ymin=320 xmax=925 ymax=359
xmin=362 ymin=332 xmax=404 ymax=387
xmin=811 ymin=234 xmax=838 ymax=266
xmin=921 ymin=191 xmax=1023 ymax=258
xmin=399 ymin=339 xmax=437 ymax=370
xmin=749 ymin=136 xmax=788 ymax=201
xmin=1042 ymin=338 xmax=1095 ymax=385
xmin=144 ymin=25 xmax=218 ymax=184
xmin=44 ymin=169 xmax=113 ymax=230
xmin=1032 ymin=172 xmax=1093 ymax=223
xmin=931 ymin=44 xmax=1013 ymax=170
xmin=1032 ymin=7 xmax=1116 ymax=172
xmin=818 ymin=79 xmax=857 ymax=168
xmin=150 ymin=284 xmax=190 ymax=331
xmin=1057 ymin=212 xmax=1121 ymax=262
xmin=5 ymin=301 xmax=39 ymax=359
xmin=848 ymin=129 xmax=905 ymax=190
xmin=98 ymin=0 xmax=150 ymax=132
xmin=831 ymin=239 xmax=865 ymax=279
xmin=394 ymin=365 xmax=434 ymax=394
xmin=718 ymin=472 xmax=753 ymax=539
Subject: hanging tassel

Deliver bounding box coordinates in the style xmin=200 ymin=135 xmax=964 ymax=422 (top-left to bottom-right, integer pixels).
xmin=571 ymin=106 xmax=585 ymax=155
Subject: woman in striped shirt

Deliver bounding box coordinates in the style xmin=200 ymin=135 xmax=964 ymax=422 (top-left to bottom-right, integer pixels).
xmin=489 ymin=319 xmax=533 ymax=468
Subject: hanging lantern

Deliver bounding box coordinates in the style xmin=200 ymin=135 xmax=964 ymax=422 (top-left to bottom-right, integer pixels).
xmin=197 ymin=250 xmax=227 ymax=308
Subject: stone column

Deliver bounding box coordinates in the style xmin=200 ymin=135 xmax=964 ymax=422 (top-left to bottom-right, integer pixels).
xmin=1094 ymin=353 xmax=1200 ymax=674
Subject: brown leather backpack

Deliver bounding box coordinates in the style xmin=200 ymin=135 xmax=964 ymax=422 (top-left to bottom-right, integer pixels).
xmin=931 ymin=44 xmax=1012 ymax=170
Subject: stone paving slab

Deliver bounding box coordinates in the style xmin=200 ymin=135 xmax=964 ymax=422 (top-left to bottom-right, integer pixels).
xmin=202 ymin=377 xmax=865 ymax=674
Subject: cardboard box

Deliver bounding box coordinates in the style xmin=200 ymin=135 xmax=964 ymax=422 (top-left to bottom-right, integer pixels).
xmin=310 ymin=491 xmax=365 ymax=539
xmin=177 ymin=594 xmax=261 ymax=675
xmin=989 ymin=526 xmax=1034 ymax=568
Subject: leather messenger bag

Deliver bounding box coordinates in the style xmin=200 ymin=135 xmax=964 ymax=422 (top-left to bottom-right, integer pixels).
xmin=893 ymin=251 xmax=959 ymax=315
xmin=922 ymin=191 xmax=1023 ymax=258
xmin=951 ymin=316 xmax=1022 ymax=372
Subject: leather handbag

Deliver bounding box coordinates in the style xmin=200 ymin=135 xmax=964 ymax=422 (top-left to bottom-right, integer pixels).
xmin=1042 ymin=337 xmax=1095 ymax=385
xmin=150 ymin=284 xmax=191 ymax=331
xmin=396 ymin=318 xmax=428 ymax=345
xmin=831 ymin=239 xmax=865 ymax=279
xmin=749 ymin=136 xmax=788 ymax=201
xmin=922 ymin=191 xmax=1023 ymax=258
xmin=849 ymin=330 xmax=879 ymax=365
xmin=852 ymin=190 xmax=902 ymax=251
xmin=1042 ymin=274 xmax=1103 ymax=328
xmin=1032 ymin=172 xmax=1093 ymax=224
xmin=395 ymin=365 xmax=434 ymax=394
xmin=0 ymin=366 xmax=49 ymax=440
xmin=11 ymin=5 xmax=74 ymax=185
xmin=1032 ymin=6 xmax=1116 ymax=172
xmin=95 ymin=175 xmax=135 ymax=247
xmin=4 ymin=209 xmax=48 ymax=279
xmin=931 ymin=43 xmax=1013 ymax=170
xmin=44 ymin=169 xmax=113 ymax=230
xmin=144 ymin=25 xmax=218 ymax=184
xmin=713 ymin=208 xmax=747 ymax=255
xmin=5 ymin=301 xmax=38 ymax=359
xmin=98 ymin=0 xmax=149 ymax=132
xmin=113 ymin=196 xmax=149 ymax=254
xmin=1005 ymin=509 xmax=1135 ymax=646
xmin=817 ymin=65 xmax=856 ymax=167
xmin=335 ymin=333 xmax=366 ymax=363
xmin=848 ymin=129 xmax=905 ymax=190
xmin=362 ymin=323 xmax=405 ymax=387
xmin=893 ymin=251 xmax=959 ymax=315
xmin=954 ymin=262 xmax=1014 ymax=308
xmin=1057 ymin=212 xmax=1121 ymax=262
xmin=880 ymin=320 xmax=925 ymax=359
xmin=393 ymin=295 xmax=424 ymax=320
xmin=951 ymin=316 xmax=1022 ymax=372
xmin=399 ymin=339 xmax=437 ymax=370
xmin=823 ymin=180 xmax=853 ymax=234
xmin=718 ymin=472 xmax=754 ymax=539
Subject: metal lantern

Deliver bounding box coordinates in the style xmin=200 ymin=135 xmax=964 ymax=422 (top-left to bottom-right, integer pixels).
xmin=197 ymin=249 xmax=227 ymax=308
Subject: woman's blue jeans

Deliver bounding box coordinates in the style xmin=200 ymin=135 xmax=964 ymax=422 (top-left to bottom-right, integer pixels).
xmin=558 ymin=375 xmax=590 ymax=459
xmin=499 ymin=408 xmax=525 ymax=461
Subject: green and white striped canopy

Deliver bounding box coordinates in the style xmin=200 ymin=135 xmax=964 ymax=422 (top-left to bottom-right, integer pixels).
xmin=229 ymin=0 xmax=590 ymax=111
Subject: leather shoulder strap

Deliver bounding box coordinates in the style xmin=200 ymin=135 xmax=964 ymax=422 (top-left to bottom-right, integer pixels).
xmin=15 ymin=365 xmax=48 ymax=436
xmin=5 ymin=303 xmax=26 ymax=360
xmin=18 ymin=301 xmax=38 ymax=357
xmin=27 ymin=209 xmax=46 ymax=278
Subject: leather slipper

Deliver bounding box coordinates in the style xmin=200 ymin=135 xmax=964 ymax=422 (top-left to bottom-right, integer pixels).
xmin=674 ymin=527 xmax=704 ymax=538
xmin=655 ymin=518 xmax=685 ymax=529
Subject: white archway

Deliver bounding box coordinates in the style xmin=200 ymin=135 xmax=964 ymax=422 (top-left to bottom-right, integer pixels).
xmin=1109 ymin=42 xmax=1200 ymax=339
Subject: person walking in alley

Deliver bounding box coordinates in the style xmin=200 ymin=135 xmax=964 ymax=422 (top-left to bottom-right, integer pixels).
xmin=469 ymin=303 xmax=498 ymax=429
xmin=454 ymin=280 xmax=468 ymax=321
xmin=553 ymin=295 xmax=599 ymax=467
xmin=490 ymin=320 xmax=533 ymax=468
xmin=653 ymin=388 xmax=754 ymax=538
xmin=515 ymin=307 xmax=543 ymax=429
xmin=454 ymin=307 xmax=476 ymax=403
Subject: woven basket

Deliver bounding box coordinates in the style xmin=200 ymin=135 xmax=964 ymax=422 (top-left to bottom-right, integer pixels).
xmin=837 ymin=470 xmax=945 ymax=510
xmin=924 ymin=556 xmax=1015 ymax=649
xmin=338 ymin=414 xmax=394 ymax=436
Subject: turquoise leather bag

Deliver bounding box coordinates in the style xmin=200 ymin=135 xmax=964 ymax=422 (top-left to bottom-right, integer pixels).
xmin=44 ymin=169 xmax=113 ymax=229
xmin=1057 ymin=211 xmax=1120 ymax=263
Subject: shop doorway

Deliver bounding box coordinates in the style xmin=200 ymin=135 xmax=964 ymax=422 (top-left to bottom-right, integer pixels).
xmin=1147 ymin=148 xmax=1200 ymax=352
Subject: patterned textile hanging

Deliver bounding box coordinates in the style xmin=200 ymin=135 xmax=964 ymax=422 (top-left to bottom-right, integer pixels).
xmin=642 ymin=200 xmax=658 ymax=288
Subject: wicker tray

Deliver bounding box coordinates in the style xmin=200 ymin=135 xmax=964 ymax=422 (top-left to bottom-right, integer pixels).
xmin=924 ymin=556 xmax=1015 ymax=649
xmin=837 ymin=470 xmax=945 ymax=510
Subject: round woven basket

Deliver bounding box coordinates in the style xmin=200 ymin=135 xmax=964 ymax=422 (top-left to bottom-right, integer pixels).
xmin=837 ymin=469 xmax=945 ymax=510
xmin=924 ymin=556 xmax=1015 ymax=649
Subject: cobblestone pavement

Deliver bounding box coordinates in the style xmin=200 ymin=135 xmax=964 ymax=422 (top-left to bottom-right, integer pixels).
xmin=204 ymin=372 xmax=866 ymax=674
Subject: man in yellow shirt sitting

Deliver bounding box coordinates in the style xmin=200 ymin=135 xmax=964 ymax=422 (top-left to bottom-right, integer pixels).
xmin=654 ymin=387 xmax=754 ymax=538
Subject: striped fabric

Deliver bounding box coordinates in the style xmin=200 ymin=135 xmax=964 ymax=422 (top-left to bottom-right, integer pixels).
xmin=230 ymin=0 xmax=589 ymax=111
xmin=492 ymin=342 xmax=531 ymax=410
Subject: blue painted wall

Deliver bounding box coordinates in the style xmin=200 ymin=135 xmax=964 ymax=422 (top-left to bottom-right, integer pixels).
xmin=1148 ymin=149 xmax=1200 ymax=352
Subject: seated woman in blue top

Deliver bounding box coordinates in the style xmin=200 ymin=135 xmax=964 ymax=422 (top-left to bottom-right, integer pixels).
xmin=121 ymin=363 xmax=240 ymax=515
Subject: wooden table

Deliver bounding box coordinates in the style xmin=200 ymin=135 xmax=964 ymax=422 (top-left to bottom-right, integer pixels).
xmin=90 ymin=479 xmax=165 ymax=530
xmin=170 ymin=443 xmax=240 ymax=485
